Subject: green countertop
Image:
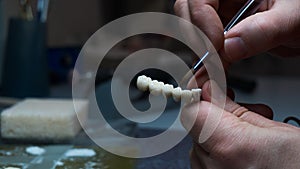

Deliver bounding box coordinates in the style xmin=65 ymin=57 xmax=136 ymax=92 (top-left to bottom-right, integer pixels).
xmin=0 ymin=145 xmax=135 ymax=169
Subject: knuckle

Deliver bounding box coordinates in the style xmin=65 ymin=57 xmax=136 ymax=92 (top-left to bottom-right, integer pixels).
xmin=174 ymin=0 xmax=187 ymax=15
xmin=189 ymin=4 xmax=209 ymax=25
xmin=190 ymin=9 xmax=202 ymax=24
xmin=232 ymin=106 xmax=249 ymax=118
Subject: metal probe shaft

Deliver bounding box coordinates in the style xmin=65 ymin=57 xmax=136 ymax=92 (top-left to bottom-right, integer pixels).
xmin=193 ymin=0 xmax=264 ymax=73
xmin=180 ymin=0 xmax=264 ymax=86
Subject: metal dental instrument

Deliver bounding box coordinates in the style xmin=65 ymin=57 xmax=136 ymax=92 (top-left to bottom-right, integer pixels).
xmin=180 ymin=0 xmax=264 ymax=86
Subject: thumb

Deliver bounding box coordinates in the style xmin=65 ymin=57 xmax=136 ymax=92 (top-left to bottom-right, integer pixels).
xmin=180 ymin=100 xmax=276 ymax=155
xmin=180 ymin=80 xmax=276 ymax=152
xmin=222 ymin=1 xmax=300 ymax=62
xmin=200 ymin=80 xmax=274 ymax=127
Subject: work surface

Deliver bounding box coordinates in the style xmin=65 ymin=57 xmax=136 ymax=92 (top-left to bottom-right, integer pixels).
xmin=0 ymin=126 xmax=192 ymax=169
xmin=0 ymin=78 xmax=193 ymax=168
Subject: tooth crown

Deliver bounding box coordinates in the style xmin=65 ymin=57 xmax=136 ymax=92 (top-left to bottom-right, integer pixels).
xmin=136 ymin=75 xmax=202 ymax=103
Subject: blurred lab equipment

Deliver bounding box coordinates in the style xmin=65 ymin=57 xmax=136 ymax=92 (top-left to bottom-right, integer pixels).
xmin=0 ymin=0 xmax=4 ymax=85
xmin=2 ymin=18 xmax=49 ymax=98
xmin=37 ymin=0 xmax=49 ymax=22
xmin=19 ymin=0 xmax=33 ymax=20
xmin=181 ymin=0 xmax=264 ymax=85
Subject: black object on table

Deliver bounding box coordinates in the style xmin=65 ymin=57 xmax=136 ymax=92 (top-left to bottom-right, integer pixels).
xmin=2 ymin=18 xmax=49 ymax=98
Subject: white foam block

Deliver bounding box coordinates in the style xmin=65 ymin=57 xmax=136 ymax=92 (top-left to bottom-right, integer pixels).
xmin=1 ymin=99 xmax=88 ymax=141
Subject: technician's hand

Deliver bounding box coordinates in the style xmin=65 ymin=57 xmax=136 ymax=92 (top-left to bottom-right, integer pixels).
xmin=181 ymin=81 xmax=300 ymax=169
xmin=174 ymin=0 xmax=300 ymax=61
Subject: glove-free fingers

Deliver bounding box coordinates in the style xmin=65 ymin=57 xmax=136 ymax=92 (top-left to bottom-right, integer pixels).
xmin=223 ymin=0 xmax=300 ymax=61
xmin=187 ymin=0 xmax=224 ymax=50
xmin=200 ymin=80 xmax=274 ymax=126
xmin=187 ymin=67 xmax=209 ymax=89
xmin=181 ymin=100 xmax=276 ymax=161
xmin=174 ymin=0 xmax=190 ymax=20
xmin=175 ymin=0 xmax=213 ymax=62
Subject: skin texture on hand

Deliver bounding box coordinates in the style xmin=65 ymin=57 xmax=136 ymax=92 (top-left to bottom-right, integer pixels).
xmin=174 ymin=0 xmax=300 ymax=62
xmin=181 ymin=81 xmax=300 ymax=169
xmin=174 ymin=0 xmax=300 ymax=168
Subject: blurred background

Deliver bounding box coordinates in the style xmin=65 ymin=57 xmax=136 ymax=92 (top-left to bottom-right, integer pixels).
xmin=0 ymin=0 xmax=178 ymax=93
xmin=0 ymin=0 xmax=300 ymax=121
xmin=0 ymin=0 xmax=299 ymax=128
xmin=0 ymin=0 xmax=299 ymax=168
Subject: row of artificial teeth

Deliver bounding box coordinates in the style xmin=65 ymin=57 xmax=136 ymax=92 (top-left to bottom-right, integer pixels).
xmin=136 ymin=75 xmax=201 ymax=103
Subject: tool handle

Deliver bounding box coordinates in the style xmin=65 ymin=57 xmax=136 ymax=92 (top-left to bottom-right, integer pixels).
xmin=224 ymin=0 xmax=264 ymax=34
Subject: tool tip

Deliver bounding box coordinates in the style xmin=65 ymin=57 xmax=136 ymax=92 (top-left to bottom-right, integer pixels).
xmin=179 ymin=69 xmax=195 ymax=88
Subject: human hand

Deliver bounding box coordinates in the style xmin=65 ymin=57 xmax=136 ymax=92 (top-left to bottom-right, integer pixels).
xmin=174 ymin=0 xmax=300 ymax=62
xmin=181 ymin=81 xmax=300 ymax=169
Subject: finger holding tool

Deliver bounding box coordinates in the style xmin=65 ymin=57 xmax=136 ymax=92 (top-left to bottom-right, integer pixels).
xmin=179 ymin=0 xmax=265 ymax=87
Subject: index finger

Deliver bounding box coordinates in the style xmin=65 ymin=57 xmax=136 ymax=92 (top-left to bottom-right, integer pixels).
xmin=188 ymin=0 xmax=224 ymax=50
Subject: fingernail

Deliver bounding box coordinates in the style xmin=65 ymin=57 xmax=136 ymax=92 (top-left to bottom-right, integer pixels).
xmin=201 ymin=81 xmax=211 ymax=100
xmin=224 ymin=37 xmax=247 ymax=61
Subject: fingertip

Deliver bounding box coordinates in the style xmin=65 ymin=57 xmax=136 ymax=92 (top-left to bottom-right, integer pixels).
xmin=223 ymin=9 xmax=290 ymax=60
xmin=174 ymin=0 xmax=187 ymax=17
xmin=188 ymin=3 xmax=224 ymax=50
xmin=174 ymin=0 xmax=195 ymax=23
xmin=201 ymin=80 xmax=211 ymax=101
xmin=224 ymin=37 xmax=248 ymax=62
xmin=186 ymin=67 xmax=209 ymax=89
xmin=201 ymin=80 xmax=228 ymax=104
